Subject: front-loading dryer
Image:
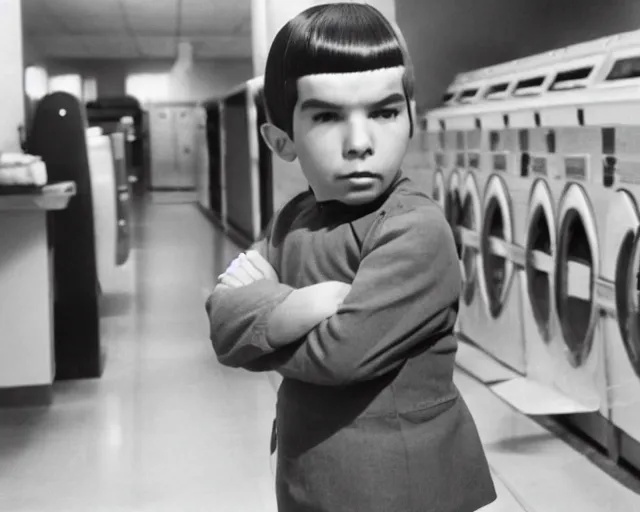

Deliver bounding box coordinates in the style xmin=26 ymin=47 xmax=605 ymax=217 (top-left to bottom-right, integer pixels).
xmin=469 ymin=127 xmax=531 ymax=375
xmin=601 ymin=129 xmax=640 ymax=471
xmin=470 ymin=171 xmax=526 ymax=374
xmin=550 ymin=180 xmax=611 ymax=450
xmin=456 ymin=171 xmax=486 ymax=351
xmin=518 ymin=123 xmax=615 ymax=450
xmin=521 ymin=178 xmax=559 ymax=380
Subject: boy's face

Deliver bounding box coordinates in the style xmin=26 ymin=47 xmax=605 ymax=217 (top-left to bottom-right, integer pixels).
xmin=291 ymin=66 xmax=410 ymax=205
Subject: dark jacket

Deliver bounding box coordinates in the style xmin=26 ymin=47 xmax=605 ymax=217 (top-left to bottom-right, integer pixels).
xmin=207 ymin=175 xmax=496 ymax=512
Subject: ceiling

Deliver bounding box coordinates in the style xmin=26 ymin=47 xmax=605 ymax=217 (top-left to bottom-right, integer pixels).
xmin=22 ymin=0 xmax=253 ymax=60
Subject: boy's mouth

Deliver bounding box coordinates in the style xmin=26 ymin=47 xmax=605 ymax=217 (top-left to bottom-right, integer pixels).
xmin=341 ymin=171 xmax=379 ymax=179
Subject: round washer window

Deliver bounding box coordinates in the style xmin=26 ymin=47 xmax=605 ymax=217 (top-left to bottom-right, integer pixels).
xmin=432 ymin=170 xmax=446 ymax=212
xmin=526 ymin=205 xmax=553 ymax=341
xmin=556 ymin=208 xmax=595 ymax=367
xmin=620 ymin=229 xmax=640 ymax=378
xmin=481 ymin=197 xmax=507 ymax=318
xmin=446 ymin=173 xmax=463 ymax=258
xmin=460 ymin=192 xmax=478 ymax=306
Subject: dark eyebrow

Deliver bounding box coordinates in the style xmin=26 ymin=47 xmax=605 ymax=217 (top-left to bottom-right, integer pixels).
xmin=300 ymin=93 xmax=406 ymax=112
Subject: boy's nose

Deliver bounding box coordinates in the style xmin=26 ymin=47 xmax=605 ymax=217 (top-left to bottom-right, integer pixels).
xmin=343 ymin=118 xmax=373 ymax=159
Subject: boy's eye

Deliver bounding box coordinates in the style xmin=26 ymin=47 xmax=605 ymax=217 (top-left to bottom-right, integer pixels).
xmin=312 ymin=112 xmax=340 ymax=123
xmin=371 ymin=108 xmax=400 ymax=120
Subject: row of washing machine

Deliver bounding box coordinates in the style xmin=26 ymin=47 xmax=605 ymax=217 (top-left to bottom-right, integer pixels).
xmin=418 ymin=27 xmax=640 ymax=471
xmin=421 ymin=118 xmax=640 ymax=470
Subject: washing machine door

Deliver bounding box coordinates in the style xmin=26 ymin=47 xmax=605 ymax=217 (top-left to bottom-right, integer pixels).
xmin=629 ymin=228 xmax=640 ymax=373
xmin=525 ymin=179 xmax=556 ymax=342
xmin=459 ymin=172 xmax=482 ymax=306
xmin=446 ymin=170 xmax=462 ymax=224
xmin=479 ymin=174 xmax=515 ymax=319
xmin=603 ymin=191 xmax=640 ymax=377
xmin=447 ymin=170 xmax=463 ymax=257
xmin=614 ymin=213 xmax=640 ymax=378
xmin=555 ymin=183 xmax=599 ymax=368
xmin=432 ymin=169 xmax=446 ymax=212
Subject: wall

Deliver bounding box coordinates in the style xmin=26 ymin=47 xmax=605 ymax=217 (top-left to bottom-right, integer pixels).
xmin=396 ymin=0 xmax=640 ymax=112
xmin=45 ymin=58 xmax=254 ymax=102
xmin=251 ymin=0 xmax=396 ymax=76
xmin=1 ymin=0 xmax=24 ymax=152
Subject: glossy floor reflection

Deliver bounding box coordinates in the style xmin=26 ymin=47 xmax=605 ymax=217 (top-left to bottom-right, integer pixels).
xmin=0 ymin=198 xmax=276 ymax=512
xmin=1 ymin=195 xmax=639 ymax=512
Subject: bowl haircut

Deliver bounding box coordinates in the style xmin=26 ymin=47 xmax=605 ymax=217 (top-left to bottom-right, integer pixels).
xmin=263 ymin=3 xmax=416 ymax=139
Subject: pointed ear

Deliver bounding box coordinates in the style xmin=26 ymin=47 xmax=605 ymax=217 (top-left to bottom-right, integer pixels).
xmin=408 ymin=98 xmax=417 ymax=138
xmin=260 ymin=123 xmax=297 ymax=162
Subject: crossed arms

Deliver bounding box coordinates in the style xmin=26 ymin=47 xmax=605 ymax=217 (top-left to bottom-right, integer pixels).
xmin=206 ymin=206 xmax=461 ymax=386
xmin=215 ymin=249 xmax=351 ymax=347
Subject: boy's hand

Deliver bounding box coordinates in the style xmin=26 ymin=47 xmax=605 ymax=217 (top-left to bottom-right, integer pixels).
xmin=310 ymin=281 xmax=352 ymax=319
xmin=217 ymin=250 xmax=279 ymax=289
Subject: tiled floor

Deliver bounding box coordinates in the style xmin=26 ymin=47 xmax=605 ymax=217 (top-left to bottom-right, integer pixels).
xmin=1 ymin=195 xmax=640 ymax=511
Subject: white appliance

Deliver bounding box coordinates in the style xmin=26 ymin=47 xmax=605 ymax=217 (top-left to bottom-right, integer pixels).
xmin=86 ymin=129 xmax=117 ymax=294
xmin=424 ymin=28 xmax=640 ymax=460
xmin=601 ymin=126 xmax=640 ymax=471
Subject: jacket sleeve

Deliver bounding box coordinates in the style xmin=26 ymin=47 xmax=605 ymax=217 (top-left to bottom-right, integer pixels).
xmin=205 ymin=212 xmax=295 ymax=369
xmin=255 ymin=204 xmax=462 ymax=385
xmin=206 ymin=280 xmax=294 ymax=368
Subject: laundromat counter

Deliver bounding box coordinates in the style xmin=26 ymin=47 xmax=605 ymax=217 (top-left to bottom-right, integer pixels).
xmin=0 ymin=181 xmax=76 ymax=406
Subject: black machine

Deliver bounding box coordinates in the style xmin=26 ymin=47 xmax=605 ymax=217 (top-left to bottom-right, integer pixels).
xmin=27 ymin=92 xmax=104 ymax=380
xmin=109 ymin=132 xmax=132 ymax=266
xmin=204 ymin=100 xmax=222 ymax=221
xmin=85 ymin=96 xmax=147 ymax=195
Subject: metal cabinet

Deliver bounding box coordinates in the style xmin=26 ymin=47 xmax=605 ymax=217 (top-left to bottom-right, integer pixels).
xmin=148 ymin=104 xmax=199 ymax=190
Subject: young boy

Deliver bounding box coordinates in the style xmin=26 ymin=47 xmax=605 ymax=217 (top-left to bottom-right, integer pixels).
xmin=206 ymin=4 xmax=496 ymax=511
